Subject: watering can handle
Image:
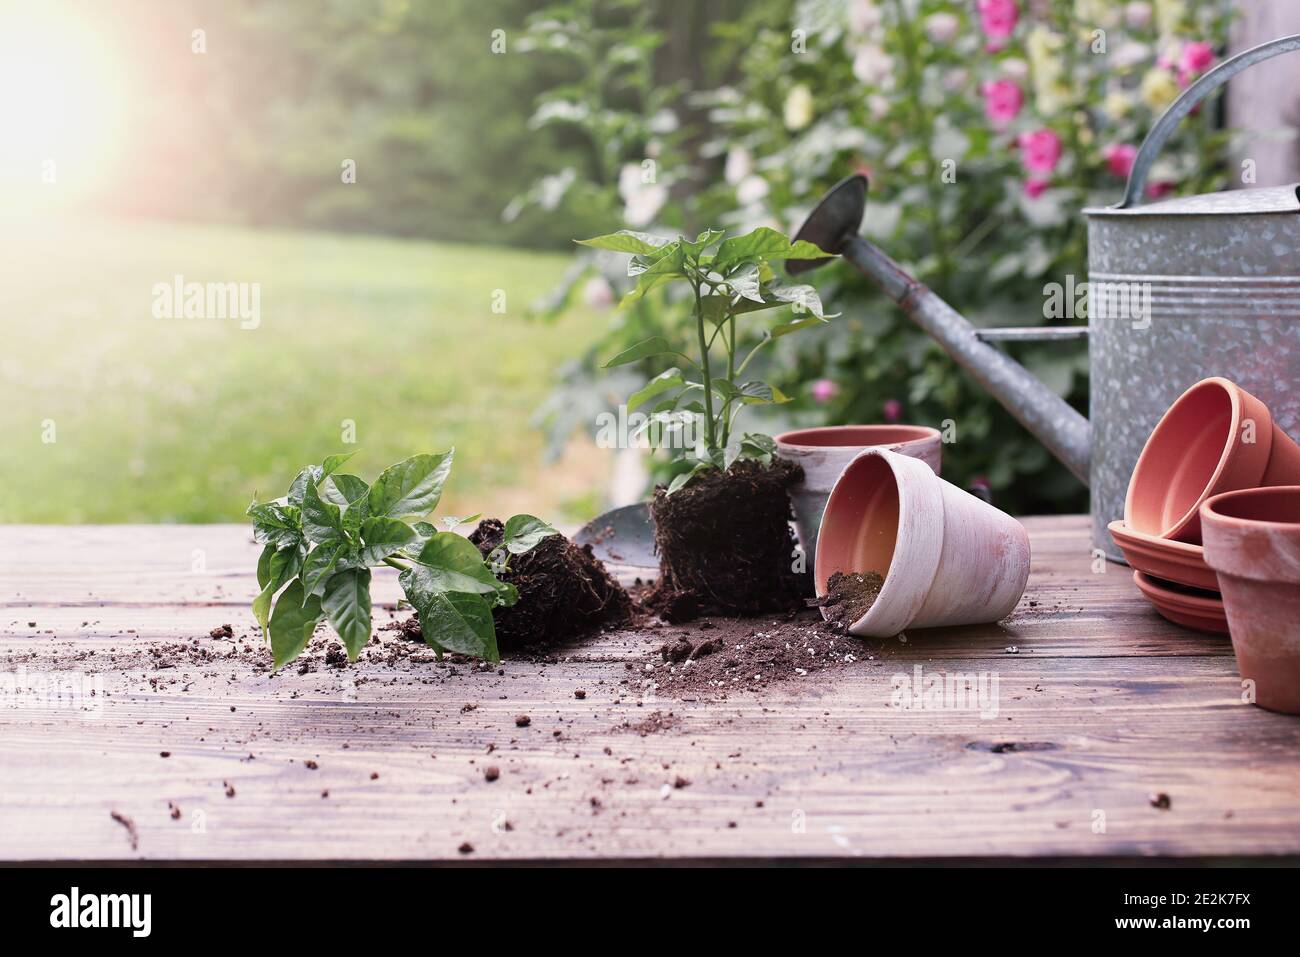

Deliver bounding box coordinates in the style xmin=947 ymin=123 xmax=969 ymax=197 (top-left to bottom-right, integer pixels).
xmin=1120 ymin=33 xmax=1300 ymax=208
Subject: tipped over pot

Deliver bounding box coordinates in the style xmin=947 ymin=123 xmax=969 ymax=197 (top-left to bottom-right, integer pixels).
xmin=1126 ymin=377 xmax=1300 ymax=544
xmin=776 ymin=424 xmax=942 ymax=565
xmin=814 ymin=449 xmax=1029 ymax=637
xmin=1201 ymin=486 xmax=1300 ymax=715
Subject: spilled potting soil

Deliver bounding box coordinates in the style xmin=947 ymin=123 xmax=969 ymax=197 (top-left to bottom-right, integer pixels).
xmin=812 ymin=570 xmax=885 ymax=632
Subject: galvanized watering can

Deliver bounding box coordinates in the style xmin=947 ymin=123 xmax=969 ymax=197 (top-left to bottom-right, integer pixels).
xmin=789 ymin=35 xmax=1300 ymax=561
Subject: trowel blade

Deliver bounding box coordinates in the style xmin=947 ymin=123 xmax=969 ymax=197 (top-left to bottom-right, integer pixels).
xmin=571 ymin=502 xmax=657 ymax=570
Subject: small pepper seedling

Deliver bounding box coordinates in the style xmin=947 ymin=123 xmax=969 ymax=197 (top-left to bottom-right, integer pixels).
xmin=246 ymin=449 xmax=554 ymax=668
xmin=577 ymin=226 xmax=838 ymax=491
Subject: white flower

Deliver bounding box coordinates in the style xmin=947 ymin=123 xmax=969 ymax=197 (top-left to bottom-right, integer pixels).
xmin=724 ymin=147 xmax=752 ymax=186
xmin=851 ymin=44 xmax=894 ymax=86
xmin=783 ymin=84 xmax=814 ymax=130
xmin=1112 ymin=40 xmax=1152 ymax=70
xmin=1154 ymin=0 xmax=1186 ymax=36
xmin=924 ymin=13 xmax=960 ymax=44
xmin=1001 ymin=57 xmax=1029 ymax=79
xmin=1124 ymin=1 xmax=1153 ymax=29
xmin=736 ymin=174 xmax=770 ymax=205
xmin=618 ymin=163 xmax=668 ymax=227
xmin=582 ymin=276 xmax=614 ymax=309
xmin=847 ymin=0 xmax=883 ymax=36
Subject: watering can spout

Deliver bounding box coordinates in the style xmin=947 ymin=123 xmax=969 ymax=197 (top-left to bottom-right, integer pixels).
xmin=789 ymin=174 xmax=1092 ymax=486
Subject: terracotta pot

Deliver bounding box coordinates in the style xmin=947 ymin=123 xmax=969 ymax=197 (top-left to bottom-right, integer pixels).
xmin=814 ymin=448 xmax=1029 ymax=637
xmin=775 ymin=425 xmax=942 ymax=564
xmin=1107 ymin=520 xmax=1218 ymax=592
xmin=1125 ymin=377 xmax=1300 ymax=544
xmin=1131 ymin=571 xmax=1228 ymax=635
xmin=1201 ymin=486 xmax=1300 ymax=715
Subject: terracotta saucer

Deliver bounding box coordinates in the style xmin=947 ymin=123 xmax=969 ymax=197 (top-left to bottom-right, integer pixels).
xmin=1108 ymin=520 xmax=1218 ymax=591
xmin=1132 ymin=571 xmax=1229 ymax=635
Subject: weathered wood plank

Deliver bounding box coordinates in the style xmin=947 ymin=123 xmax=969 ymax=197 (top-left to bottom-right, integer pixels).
xmin=1 ymin=519 xmax=1294 ymax=863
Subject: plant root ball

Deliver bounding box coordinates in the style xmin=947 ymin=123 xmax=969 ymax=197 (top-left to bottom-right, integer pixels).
xmin=467 ymin=518 xmax=632 ymax=649
xmin=647 ymin=458 xmax=811 ymax=621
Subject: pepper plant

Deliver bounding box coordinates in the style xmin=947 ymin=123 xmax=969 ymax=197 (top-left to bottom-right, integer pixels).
xmin=246 ymin=449 xmax=555 ymax=668
xmin=577 ymin=226 xmax=837 ymax=491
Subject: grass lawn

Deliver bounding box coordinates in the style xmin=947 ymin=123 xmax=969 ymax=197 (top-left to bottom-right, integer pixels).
xmin=0 ymin=216 xmax=611 ymax=523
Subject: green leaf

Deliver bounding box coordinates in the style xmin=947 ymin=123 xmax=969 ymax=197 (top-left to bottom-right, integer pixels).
xmin=399 ymin=578 xmax=500 ymax=662
xmin=627 ymin=241 xmax=684 ymax=278
xmin=679 ymin=228 xmax=725 ymax=256
xmin=252 ymin=544 xmax=305 ymax=636
xmin=256 ymin=544 xmax=276 ymax=590
xmin=627 ymin=368 xmax=685 ymax=411
xmin=287 ymin=452 xmax=356 ymax=506
xmin=574 ymin=230 xmax=672 ymax=254
xmin=321 ymin=567 xmax=372 ymax=660
xmin=410 ymin=532 xmax=500 ymax=594
xmin=368 ymin=450 xmax=454 ymax=519
xmin=247 ymin=502 xmax=302 ymax=547
xmin=300 ymin=476 xmax=344 ymax=544
xmin=320 ymin=473 xmax=368 ymax=510
xmin=666 ymin=461 xmax=712 ymax=495
xmin=770 ymin=315 xmax=826 ymax=338
xmin=269 ymin=578 xmax=323 ymax=669
xmin=440 ymin=513 xmax=482 ymax=531
xmin=765 ymin=283 xmax=834 ymax=319
xmin=603 ymin=336 xmax=674 ymax=368
xmin=302 ymin=542 xmax=346 ymax=595
xmin=620 ymin=270 xmax=686 ymax=306
xmin=713 ymin=228 xmax=828 ymax=270
xmin=738 ymin=380 xmax=790 ymax=405
xmin=500 ymin=514 xmax=558 ymax=555
xmin=358 ymin=516 xmax=416 ymax=566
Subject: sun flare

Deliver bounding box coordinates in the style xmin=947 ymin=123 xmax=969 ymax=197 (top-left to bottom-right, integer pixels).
xmin=0 ymin=5 xmax=129 ymax=213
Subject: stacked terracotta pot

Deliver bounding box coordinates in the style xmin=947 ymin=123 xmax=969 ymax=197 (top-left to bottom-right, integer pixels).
xmin=1108 ymin=377 xmax=1300 ymax=713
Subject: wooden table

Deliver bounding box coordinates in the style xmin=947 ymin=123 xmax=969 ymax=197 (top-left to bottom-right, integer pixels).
xmin=2 ymin=517 xmax=1298 ymax=864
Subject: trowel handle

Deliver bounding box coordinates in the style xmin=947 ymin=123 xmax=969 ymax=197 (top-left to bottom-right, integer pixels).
xmin=1121 ymin=33 xmax=1300 ymax=209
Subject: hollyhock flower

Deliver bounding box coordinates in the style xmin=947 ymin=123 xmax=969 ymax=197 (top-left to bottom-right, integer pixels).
xmin=883 ymin=399 xmax=902 ymax=422
xmin=582 ymin=276 xmax=615 ymax=309
xmin=982 ymin=79 xmax=1024 ymax=127
xmin=1023 ymin=177 xmax=1050 ymax=199
xmin=1102 ymin=143 xmax=1138 ymax=179
xmin=1018 ymin=129 xmax=1063 ymax=174
xmin=618 ymin=164 xmax=668 ymax=227
xmin=852 ymin=44 xmax=894 ymax=86
xmin=1154 ymin=0 xmax=1187 ymax=36
xmin=1103 ymin=90 xmax=1132 ymax=118
xmin=848 ymin=0 xmax=883 ymax=36
xmin=811 ymin=379 xmax=839 ymax=404
xmin=978 ymin=0 xmax=1019 ymax=48
xmin=1140 ymin=67 xmax=1179 ymax=110
xmin=1001 ymin=58 xmax=1029 ymax=80
xmin=1178 ymin=40 xmax=1214 ymax=85
xmin=1124 ymin=2 xmax=1152 ymax=29
xmin=924 ymin=12 xmax=960 ymax=44
xmin=783 ymin=84 xmax=813 ymax=131
xmin=736 ymin=174 xmax=770 ymax=205
xmin=724 ymin=147 xmax=752 ymax=186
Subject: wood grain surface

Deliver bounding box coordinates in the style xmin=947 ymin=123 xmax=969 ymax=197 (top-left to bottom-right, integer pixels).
xmin=2 ymin=517 xmax=1297 ymax=863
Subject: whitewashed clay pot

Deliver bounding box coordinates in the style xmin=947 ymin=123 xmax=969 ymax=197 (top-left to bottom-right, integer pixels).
xmin=814 ymin=448 xmax=1029 ymax=637
xmin=775 ymin=425 xmax=942 ymax=565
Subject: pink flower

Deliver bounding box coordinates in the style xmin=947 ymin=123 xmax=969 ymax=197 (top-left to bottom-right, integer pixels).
xmin=1023 ymin=177 xmax=1050 ymax=199
xmin=1180 ymin=41 xmax=1215 ymax=75
xmin=1146 ymin=180 xmax=1176 ymax=199
xmin=1102 ymin=143 xmax=1138 ymax=179
xmin=981 ymin=80 xmax=1023 ymax=127
xmin=977 ymin=0 xmax=1018 ymax=47
xmin=1018 ymin=129 xmax=1063 ymax=175
xmin=883 ymin=399 xmax=902 ymax=422
xmin=811 ymin=379 xmax=839 ymax=404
